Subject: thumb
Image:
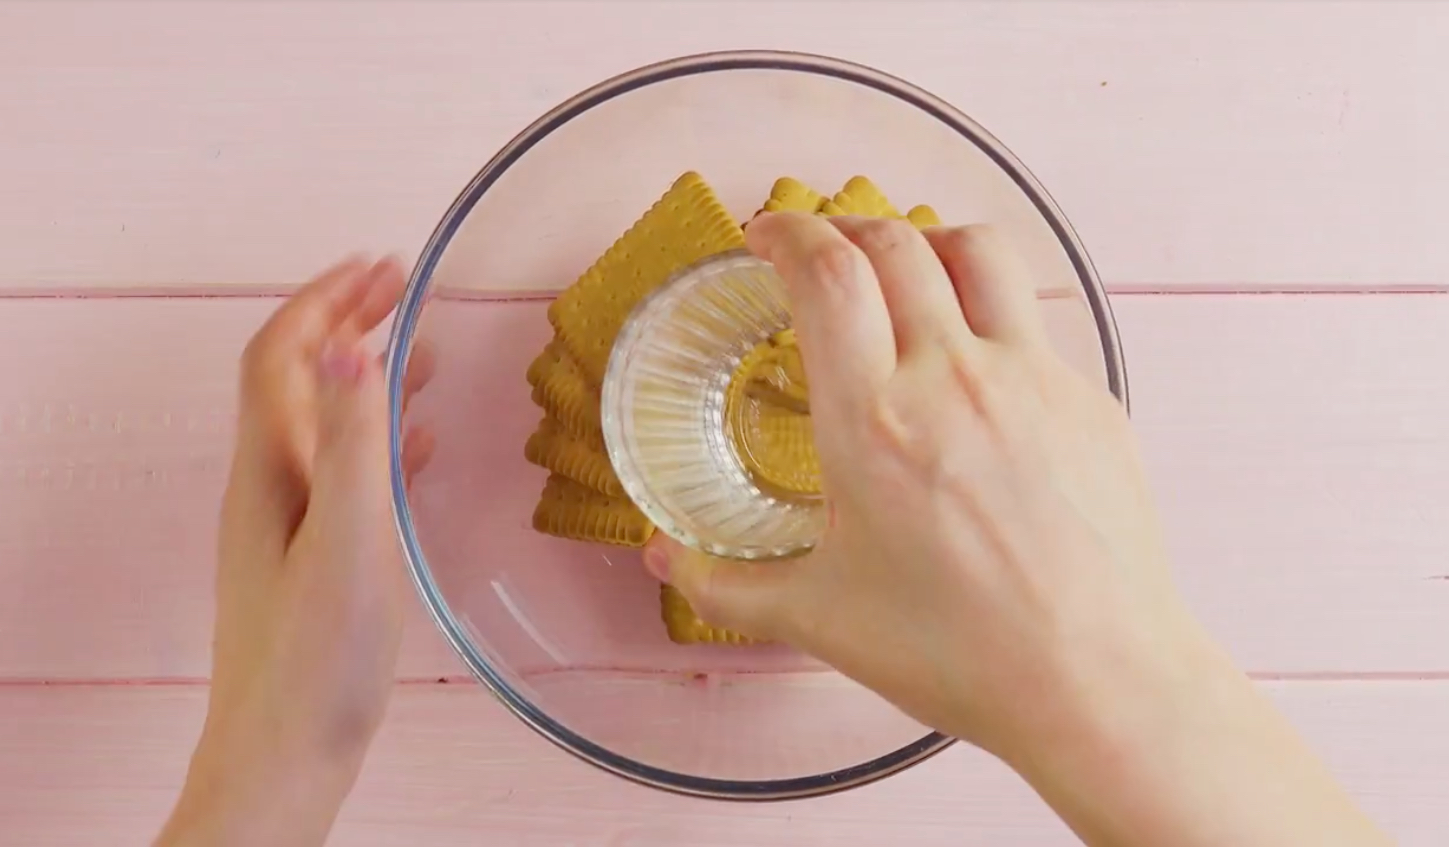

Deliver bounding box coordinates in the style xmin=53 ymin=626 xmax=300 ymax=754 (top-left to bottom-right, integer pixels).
xmin=642 ymin=534 xmax=807 ymax=641
xmin=308 ymin=342 xmax=393 ymax=543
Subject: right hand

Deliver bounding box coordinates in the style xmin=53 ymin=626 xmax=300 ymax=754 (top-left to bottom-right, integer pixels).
xmin=642 ymin=212 xmax=1204 ymax=761
xmin=645 ymin=213 xmax=1391 ymax=847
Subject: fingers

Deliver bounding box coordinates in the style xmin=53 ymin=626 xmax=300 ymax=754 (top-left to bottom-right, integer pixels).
xmin=346 ymin=258 xmax=409 ymax=339
xmin=401 ymin=425 xmax=436 ymax=487
xmin=249 ymin=256 xmax=370 ymax=357
xmin=745 ymin=213 xmax=897 ymax=407
xmin=380 ymin=337 xmax=437 ymax=419
xmin=399 ymin=338 xmax=437 ymax=413
xmin=642 ymin=534 xmax=805 ymax=641
xmin=231 ymin=256 xmax=376 ymax=544
xmin=224 ymin=255 xmax=416 ymax=566
xmin=923 ymin=225 xmax=1047 ymax=348
xmin=398 ymin=340 xmax=437 ymax=486
xmin=830 ymin=216 xmax=974 ymax=358
xmin=304 ymin=342 xmax=393 ymax=562
xmin=288 ymin=343 xmax=408 ymax=678
xmin=243 ymin=257 xmax=406 ymax=391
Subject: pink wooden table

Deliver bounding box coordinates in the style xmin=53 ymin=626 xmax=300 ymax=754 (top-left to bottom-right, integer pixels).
xmin=2 ymin=1 xmax=1446 ymax=843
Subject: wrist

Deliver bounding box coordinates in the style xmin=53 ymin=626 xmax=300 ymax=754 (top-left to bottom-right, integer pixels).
xmin=982 ymin=594 xmax=1224 ymax=765
xmin=1014 ymin=619 xmax=1247 ymax=781
xmin=156 ymin=713 xmax=363 ymax=847
xmin=1002 ymin=612 xmax=1387 ymax=847
xmin=1004 ymin=616 xmax=1245 ymax=843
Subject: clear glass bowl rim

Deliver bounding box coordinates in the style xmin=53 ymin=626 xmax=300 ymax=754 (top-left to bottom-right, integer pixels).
xmin=384 ymin=49 xmax=1130 ymax=802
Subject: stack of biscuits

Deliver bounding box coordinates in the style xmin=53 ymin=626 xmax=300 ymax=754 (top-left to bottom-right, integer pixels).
xmin=524 ymin=170 xmax=938 ymax=644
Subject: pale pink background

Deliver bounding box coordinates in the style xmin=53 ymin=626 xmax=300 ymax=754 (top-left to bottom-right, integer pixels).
xmin=1 ymin=1 xmax=1447 ymax=844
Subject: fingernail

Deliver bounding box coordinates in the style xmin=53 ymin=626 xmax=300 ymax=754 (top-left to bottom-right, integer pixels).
xmin=319 ymin=342 xmax=364 ymax=384
xmin=642 ymin=544 xmax=670 ymax=582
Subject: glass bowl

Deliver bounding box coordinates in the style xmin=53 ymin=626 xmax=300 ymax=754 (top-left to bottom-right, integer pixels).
xmin=385 ymin=50 xmax=1127 ymax=800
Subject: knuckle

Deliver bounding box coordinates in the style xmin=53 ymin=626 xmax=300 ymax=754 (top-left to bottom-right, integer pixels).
xmin=861 ymin=393 xmax=920 ymax=464
xmin=853 ymin=216 xmax=919 ymax=256
xmin=803 ymin=237 xmax=869 ymax=294
xmin=932 ymin=223 xmax=994 ymax=262
xmin=949 ymin=348 xmax=1006 ymax=414
xmin=858 ymin=391 xmax=968 ymax=498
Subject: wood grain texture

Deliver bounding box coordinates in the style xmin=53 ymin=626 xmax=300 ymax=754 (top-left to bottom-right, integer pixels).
xmin=2 ymin=681 xmax=1445 ymax=845
xmin=1125 ymin=293 xmax=1449 ymax=674
xmin=2 ymin=0 xmax=1444 ymax=840
xmin=0 ymin=293 xmax=1443 ymax=681
xmin=3 ymin=0 xmax=1448 ymax=291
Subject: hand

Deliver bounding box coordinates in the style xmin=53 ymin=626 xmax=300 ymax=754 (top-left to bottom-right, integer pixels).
xmin=643 ymin=214 xmax=1388 ymax=847
xmin=156 ymin=257 xmax=435 ymax=847
xmin=647 ymin=214 xmax=1180 ymax=754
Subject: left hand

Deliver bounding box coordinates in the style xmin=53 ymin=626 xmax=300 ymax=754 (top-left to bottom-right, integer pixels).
xmin=156 ymin=256 xmax=435 ymax=846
